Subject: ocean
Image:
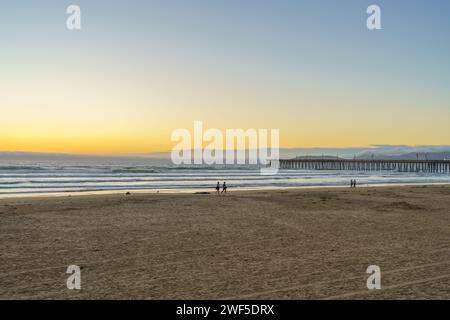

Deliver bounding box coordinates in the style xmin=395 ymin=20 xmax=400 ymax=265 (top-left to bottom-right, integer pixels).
xmin=1 ymin=156 xmax=450 ymax=197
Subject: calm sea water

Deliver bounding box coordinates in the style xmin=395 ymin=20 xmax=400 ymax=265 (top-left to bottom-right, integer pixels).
xmin=1 ymin=157 xmax=450 ymax=197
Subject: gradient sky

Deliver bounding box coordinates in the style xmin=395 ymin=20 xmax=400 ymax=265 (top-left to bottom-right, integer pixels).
xmin=1 ymin=0 xmax=450 ymax=154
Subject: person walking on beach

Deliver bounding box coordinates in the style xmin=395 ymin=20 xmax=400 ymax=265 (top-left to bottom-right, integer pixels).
xmin=353 ymin=179 xmax=357 ymax=188
xmin=222 ymin=182 xmax=227 ymax=194
xmin=350 ymin=179 xmax=353 ymax=188
xmin=216 ymin=181 xmax=220 ymax=195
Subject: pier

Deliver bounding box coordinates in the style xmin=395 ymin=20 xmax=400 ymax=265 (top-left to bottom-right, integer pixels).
xmin=277 ymin=159 xmax=450 ymax=173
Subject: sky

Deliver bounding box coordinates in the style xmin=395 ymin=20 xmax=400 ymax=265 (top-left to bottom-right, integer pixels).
xmin=1 ymin=0 xmax=450 ymax=154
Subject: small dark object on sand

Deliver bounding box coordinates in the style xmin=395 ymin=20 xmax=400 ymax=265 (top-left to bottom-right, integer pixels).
xmin=125 ymin=192 xmax=131 ymax=195
xmin=194 ymin=192 xmax=211 ymax=195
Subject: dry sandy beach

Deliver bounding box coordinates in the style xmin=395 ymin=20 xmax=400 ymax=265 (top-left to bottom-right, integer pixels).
xmin=0 ymin=185 xmax=449 ymax=299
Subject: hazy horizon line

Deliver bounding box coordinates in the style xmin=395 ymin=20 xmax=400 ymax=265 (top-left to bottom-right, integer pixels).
xmin=2 ymin=144 xmax=450 ymax=158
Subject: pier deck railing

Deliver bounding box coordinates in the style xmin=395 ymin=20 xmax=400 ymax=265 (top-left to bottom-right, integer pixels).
xmin=276 ymin=159 xmax=450 ymax=173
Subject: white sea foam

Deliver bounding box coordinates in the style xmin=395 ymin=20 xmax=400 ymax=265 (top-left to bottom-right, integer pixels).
xmin=1 ymin=158 xmax=449 ymax=197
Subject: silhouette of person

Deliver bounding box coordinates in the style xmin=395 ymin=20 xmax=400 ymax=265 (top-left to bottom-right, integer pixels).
xmin=216 ymin=181 xmax=220 ymax=194
xmin=354 ymin=179 xmax=357 ymax=188
xmin=222 ymin=182 xmax=227 ymax=193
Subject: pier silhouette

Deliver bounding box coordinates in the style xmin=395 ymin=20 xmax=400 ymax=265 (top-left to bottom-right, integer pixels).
xmin=277 ymin=159 xmax=450 ymax=173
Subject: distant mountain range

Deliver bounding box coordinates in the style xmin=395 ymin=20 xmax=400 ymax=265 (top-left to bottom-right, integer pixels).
xmin=292 ymin=153 xmax=450 ymax=160
xmin=2 ymin=145 xmax=450 ymax=161
xmin=294 ymin=155 xmax=342 ymax=160
xmin=288 ymin=146 xmax=450 ymax=161
xmin=356 ymin=152 xmax=450 ymax=161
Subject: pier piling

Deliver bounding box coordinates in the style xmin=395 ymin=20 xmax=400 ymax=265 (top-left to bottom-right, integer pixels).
xmin=278 ymin=159 xmax=450 ymax=173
